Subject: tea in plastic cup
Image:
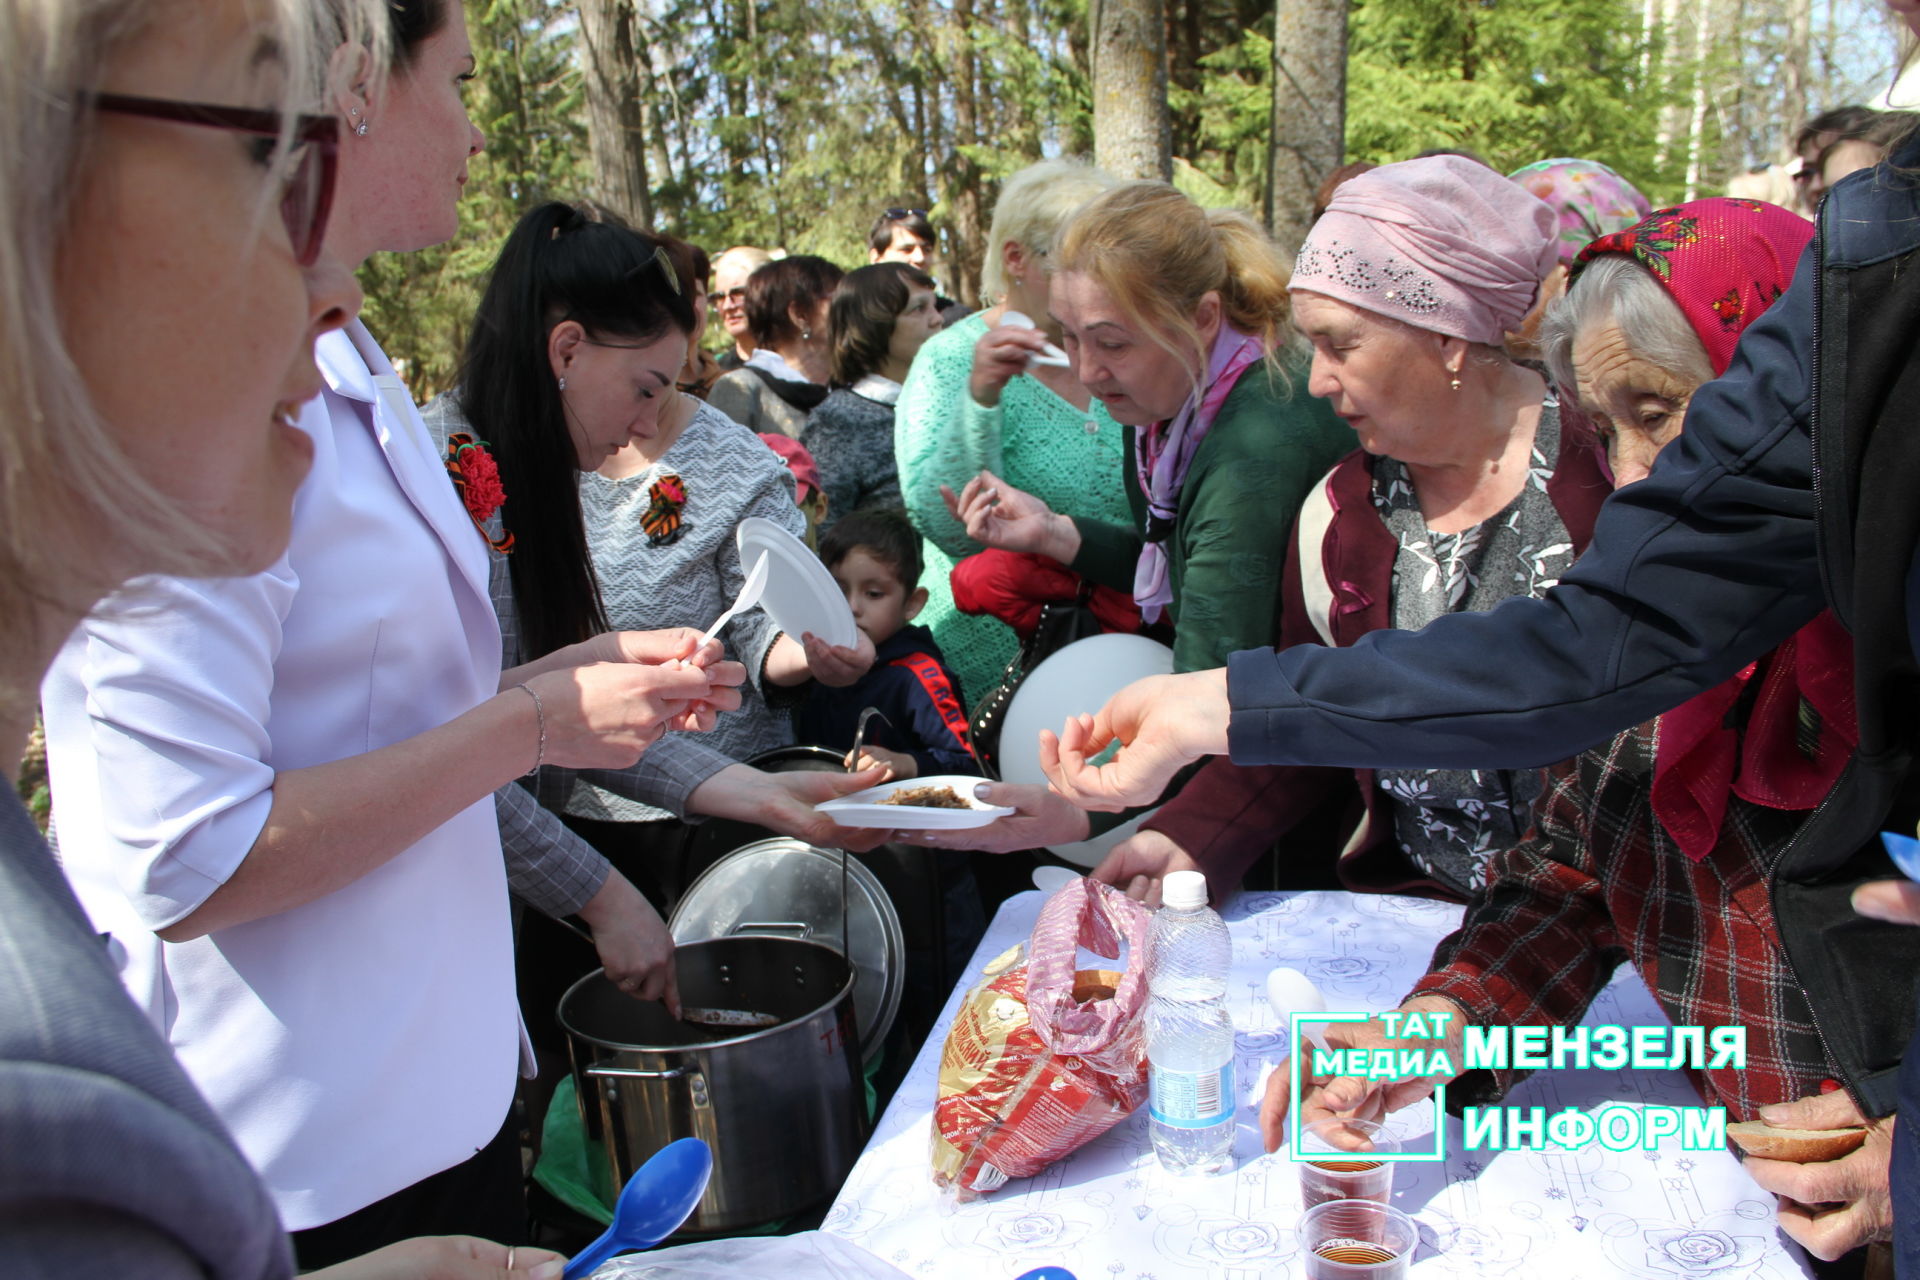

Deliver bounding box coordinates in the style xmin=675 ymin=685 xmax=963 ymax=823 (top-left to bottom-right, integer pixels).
xmin=1298 ymin=1117 xmax=1395 ymax=1208
xmin=1300 ymin=1199 xmax=1417 ymax=1279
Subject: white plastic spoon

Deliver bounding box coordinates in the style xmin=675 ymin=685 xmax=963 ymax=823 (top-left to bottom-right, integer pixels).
xmin=1266 ymin=965 xmax=1333 ymax=1059
xmin=1000 ymin=309 xmax=1071 ymax=367
xmin=697 ymin=550 xmax=769 ymax=647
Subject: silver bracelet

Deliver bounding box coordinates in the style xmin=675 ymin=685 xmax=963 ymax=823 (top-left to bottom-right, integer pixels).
xmin=517 ymin=683 xmax=546 ymax=775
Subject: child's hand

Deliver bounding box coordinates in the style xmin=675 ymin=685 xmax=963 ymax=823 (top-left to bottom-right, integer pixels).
xmin=845 ymin=745 xmax=915 ymax=780
xmin=802 ymin=629 xmax=876 ymax=687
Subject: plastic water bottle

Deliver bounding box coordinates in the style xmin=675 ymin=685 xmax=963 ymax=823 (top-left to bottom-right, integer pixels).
xmin=1145 ymin=870 xmax=1235 ymax=1174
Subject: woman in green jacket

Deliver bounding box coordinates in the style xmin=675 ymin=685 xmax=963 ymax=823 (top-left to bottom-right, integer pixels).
xmin=942 ymin=180 xmax=1353 ymax=677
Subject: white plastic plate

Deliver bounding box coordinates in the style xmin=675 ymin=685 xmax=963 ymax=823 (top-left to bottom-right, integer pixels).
xmin=815 ymin=776 xmax=1014 ymax=830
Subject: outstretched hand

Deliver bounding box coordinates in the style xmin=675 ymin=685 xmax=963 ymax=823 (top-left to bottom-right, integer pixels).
xmin=802 ymin=628 xmax=876 ymax=688
xmin=1040 ymin=668 xmax=1232 ymax=811
xmin=940 ymin=470 xmax=1074 ymax=561
xmin=1853 ymin=879 xmax=1920 ymax=926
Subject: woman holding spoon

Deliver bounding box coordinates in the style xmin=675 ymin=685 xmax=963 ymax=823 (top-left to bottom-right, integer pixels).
xmin=422 ymin=201 xmax=885 ymax=1046
xmin=894 ymin=159 xmax=1128 ymax=704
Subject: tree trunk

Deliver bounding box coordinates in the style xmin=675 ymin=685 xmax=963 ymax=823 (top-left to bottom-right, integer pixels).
xmin=1683 ymin=0 xmax=1713 ymax=199
xmin=1267 ymin=0 xmax=1347 ymax=257
xmin=1781 ymin=0 xmax=1812 ymax=159
xmin=1090 ymin=0 xmax=1171 ymax=181
xmin=577 ymin=0 xmax=652 ymax=226
xmin=1653 ymin=0 xmax=1681 ymax=169
xmin=945 ymin=0 xmax=987 ymax=305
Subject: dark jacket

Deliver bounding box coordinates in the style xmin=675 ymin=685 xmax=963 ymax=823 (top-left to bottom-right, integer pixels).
xmin=1145 ymin=424 xmax=1608 ymax=901
xmin=796 ymin=624 xmax=977 ymax=777
xmin=800 ymin=388 xmax=900 ymax=533
xmin=1225 ymin=151 xmax=1920 ymax=1118
xmin=0 ymin=793 xmax=294 ymax=1277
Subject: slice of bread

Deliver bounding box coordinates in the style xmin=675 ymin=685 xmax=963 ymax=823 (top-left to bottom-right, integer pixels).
xmin=1726 ymin=1120 xmax=1867 ymax=1162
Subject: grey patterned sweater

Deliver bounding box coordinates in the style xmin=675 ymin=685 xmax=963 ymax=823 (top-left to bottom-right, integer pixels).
xmin=421 ymin=394 xmax=804 ymax=828
xmin=801 ymin=385 xmax=902 ymax=535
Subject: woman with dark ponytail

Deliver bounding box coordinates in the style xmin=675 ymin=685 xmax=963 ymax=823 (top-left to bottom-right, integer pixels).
xmin=424 ymin=202 xmax=885 ymax=1048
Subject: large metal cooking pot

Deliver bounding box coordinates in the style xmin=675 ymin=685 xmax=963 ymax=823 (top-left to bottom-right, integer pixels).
xmin=559 ymin=936 xmax=867 ymax=1235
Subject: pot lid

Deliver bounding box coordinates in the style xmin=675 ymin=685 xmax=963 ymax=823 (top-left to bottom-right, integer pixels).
xmin=670 ymin=837 xmax=902 ymax=1065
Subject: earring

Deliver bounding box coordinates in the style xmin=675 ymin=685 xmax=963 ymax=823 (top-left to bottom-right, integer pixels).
xmin=802 ymin=328 xmax=812 ymax=341
xmin=558 ymin=376 xmax=567 ymax=391
xmin=1449 ymin=376 xmax=1462 ymax=392
xmin=349 ymin=107 xmax=368 ymax=137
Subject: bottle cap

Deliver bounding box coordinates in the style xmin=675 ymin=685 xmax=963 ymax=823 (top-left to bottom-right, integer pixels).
xmin=1162 ymin=870 xmax=1208 ymax=910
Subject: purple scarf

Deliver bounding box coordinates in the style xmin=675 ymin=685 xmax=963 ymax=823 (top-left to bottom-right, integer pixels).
xmin=1133 ymin=324 xmax=1265 ymax=621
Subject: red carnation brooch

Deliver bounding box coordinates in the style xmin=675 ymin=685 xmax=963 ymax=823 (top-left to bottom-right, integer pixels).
xmin=445 ymin=432 xmax=515 ymax=554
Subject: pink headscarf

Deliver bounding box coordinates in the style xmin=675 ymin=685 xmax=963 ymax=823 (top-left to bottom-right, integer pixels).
xmin=1289 ymin=155 xmax=1559 ymax=345
xmin=1508 ymin=158 xmax=1654 ymax=268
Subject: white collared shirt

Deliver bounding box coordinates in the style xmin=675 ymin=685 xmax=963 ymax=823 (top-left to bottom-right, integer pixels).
xmin=850 ymin=373 xmax=903 ymax=405
xmin=42 ymin=321 xmax=521 ymax=1230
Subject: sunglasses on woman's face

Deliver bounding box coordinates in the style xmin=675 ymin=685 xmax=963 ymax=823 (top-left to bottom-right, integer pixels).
xmin=84 ymin=92 xmax=339 ymax=267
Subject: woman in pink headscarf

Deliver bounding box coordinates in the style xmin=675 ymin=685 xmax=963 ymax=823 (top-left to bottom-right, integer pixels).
xmin=1092 ymin=155 xmax=1610 ymax=903
xmin=1262 ymin=199 xmax=1892 ymax=1280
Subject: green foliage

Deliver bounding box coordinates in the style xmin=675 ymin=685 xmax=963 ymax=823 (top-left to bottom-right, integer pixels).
xmin=360 ymin=0 xmax=1869 ymax=362
xmin=360 ymin=0 xmax=585 ymax=399
xmin=1343 ymin=0 xmax=1682 ymax=201
xmin=14 ymin=715 xmax=47 ymax=833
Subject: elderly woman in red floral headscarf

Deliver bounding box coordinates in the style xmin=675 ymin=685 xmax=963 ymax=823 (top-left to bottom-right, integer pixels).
xmin=1264 ymin=198 xmax=1894 ymax=1276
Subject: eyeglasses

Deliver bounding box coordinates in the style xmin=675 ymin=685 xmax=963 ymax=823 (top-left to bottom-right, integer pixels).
xmin=884 ymin=207 xmax=927 ymax=221
xmin=709 ymin=286 xmax=749 ymax=306
xmin=85 ymin=91 xmax=338 ymax=267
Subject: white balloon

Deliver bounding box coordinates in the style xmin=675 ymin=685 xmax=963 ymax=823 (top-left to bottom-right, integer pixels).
xmin=997 ymin=633 xmax=1175 ymax=868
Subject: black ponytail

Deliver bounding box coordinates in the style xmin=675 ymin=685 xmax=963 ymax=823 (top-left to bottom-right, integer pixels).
xmin=456 ymin=200 xmax=697 ymax=659
xmin=387 ymin=0 xmax=447 ymax=66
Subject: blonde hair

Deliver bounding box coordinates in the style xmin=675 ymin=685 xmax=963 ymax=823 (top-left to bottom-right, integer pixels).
xmin=1054 ymin=180 xmax=1300 ymax=386
xmin=981 ymin=159 xmax=1120 ymax=299
xmin=712 ymin=245 xmax=774 ymax=280
xmin=0 ymin=0 xmax=376 ymax=714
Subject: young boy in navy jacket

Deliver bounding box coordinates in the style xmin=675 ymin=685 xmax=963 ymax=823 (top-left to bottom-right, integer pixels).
xmin=798 ymin=509 xmax=977 ymax=778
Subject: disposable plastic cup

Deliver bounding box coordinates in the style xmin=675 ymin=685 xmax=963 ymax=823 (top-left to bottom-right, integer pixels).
xmin=1298 ymin=1117 xmax=1395 ymax=1208
xmin=1300 ymin=1199 xmax=1417 ymax=1279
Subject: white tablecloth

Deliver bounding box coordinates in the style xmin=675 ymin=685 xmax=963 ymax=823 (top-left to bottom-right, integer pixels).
xmin=822 ymin=889 xmax=1814 ymax=1279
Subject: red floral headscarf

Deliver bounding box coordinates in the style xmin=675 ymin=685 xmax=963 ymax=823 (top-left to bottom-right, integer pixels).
xmin=1570 ymin=197 xmax=1813 ymax=376
xmin=1572 ymin=198 xmax=1851 ymax=862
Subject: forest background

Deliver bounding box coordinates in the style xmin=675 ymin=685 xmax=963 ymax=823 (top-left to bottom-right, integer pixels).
xmin=7 ymin=0 xmax=1915 ymax=830
xmin=360 ymin=0 xmax=1908 ymax=400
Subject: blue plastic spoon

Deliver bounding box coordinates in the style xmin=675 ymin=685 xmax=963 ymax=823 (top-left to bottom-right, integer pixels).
xmin=1015 ymin=1269 xmax=1079 ymax=1280
xmin=561 ymin=1137 xmax=714 ymax=1278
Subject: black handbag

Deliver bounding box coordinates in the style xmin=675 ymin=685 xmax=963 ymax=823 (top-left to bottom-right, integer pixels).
xmin=966 ymin=584 xmax=1107 ymax=779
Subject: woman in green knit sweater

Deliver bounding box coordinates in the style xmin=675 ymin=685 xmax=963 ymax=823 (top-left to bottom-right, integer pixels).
xmin=894 ymin=160 xmax=1129 ymax=703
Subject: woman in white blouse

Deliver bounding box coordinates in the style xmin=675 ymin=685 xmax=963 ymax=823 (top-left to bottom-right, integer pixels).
xmin=37 ymin=0 xmax=739 ymax=1265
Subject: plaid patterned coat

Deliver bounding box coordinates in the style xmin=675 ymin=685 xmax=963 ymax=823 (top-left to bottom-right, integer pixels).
xmin=1411 ymin=720 xmax=1841 ymax=1120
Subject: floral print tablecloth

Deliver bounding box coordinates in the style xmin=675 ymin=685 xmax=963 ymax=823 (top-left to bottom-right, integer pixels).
xmin=822 ymin=889 xmax=1813 ymax=1280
